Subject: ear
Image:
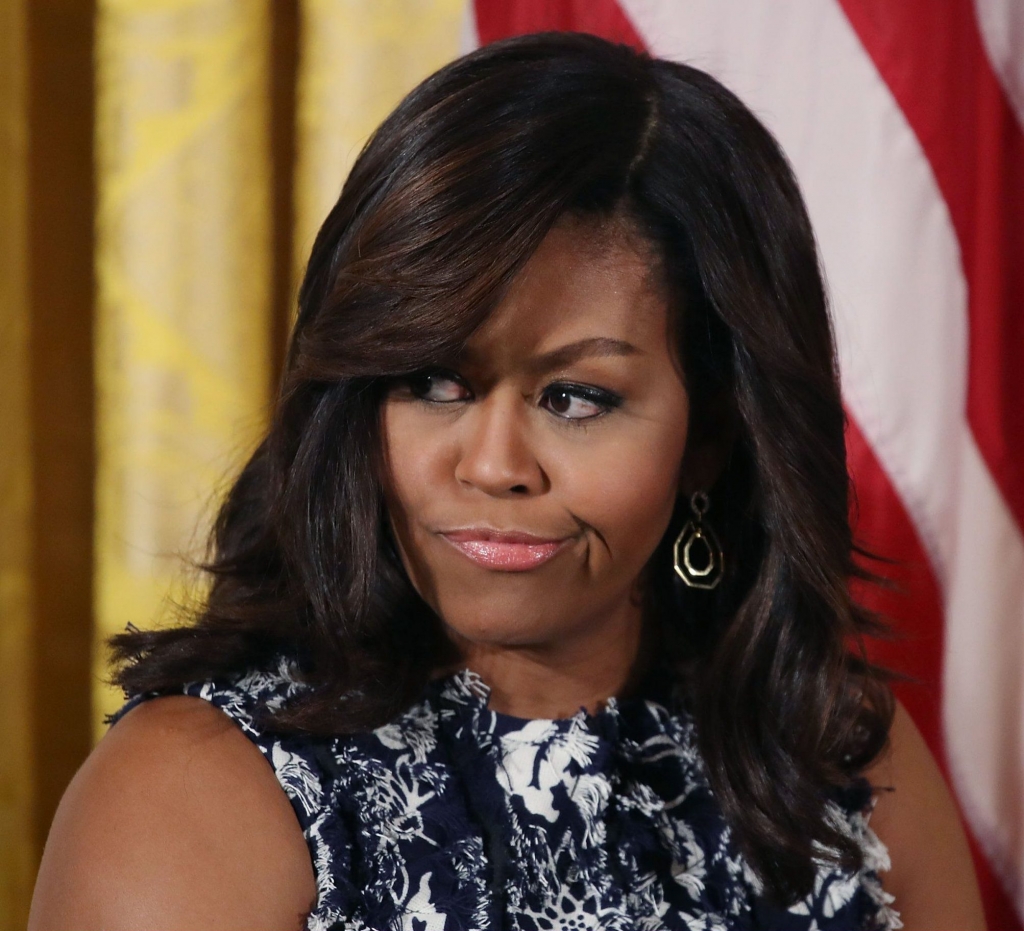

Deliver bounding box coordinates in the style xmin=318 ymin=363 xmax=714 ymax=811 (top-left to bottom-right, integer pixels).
xmin=678 ymin=389 xmax=736 ymax=498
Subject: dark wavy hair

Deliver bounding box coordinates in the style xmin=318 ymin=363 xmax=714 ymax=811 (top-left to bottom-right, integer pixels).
xmin=111 ymin=32 xmax=893 ymax=905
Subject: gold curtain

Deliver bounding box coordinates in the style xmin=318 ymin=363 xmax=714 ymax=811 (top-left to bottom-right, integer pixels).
xmin=0 ymin=2 xmax=35 ymax=927
xmin=1 ymin=2 xmax=466 ymax=924
xmin=294 ymin=0 xmax=467 ymax=279
xmin=92 ymin=0 xmax=274 ymax=730
xmin=2 ymin=2 xmax=96 ymax=928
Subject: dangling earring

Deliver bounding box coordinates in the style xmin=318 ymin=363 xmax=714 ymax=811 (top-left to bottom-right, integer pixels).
xmin=673 ymin=491 xmax=723 ymax=590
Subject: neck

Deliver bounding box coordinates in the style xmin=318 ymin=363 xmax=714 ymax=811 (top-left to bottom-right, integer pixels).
xmin=442 ymin=599 xmax=652 ymax=719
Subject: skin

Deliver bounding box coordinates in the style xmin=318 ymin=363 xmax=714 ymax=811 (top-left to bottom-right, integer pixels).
xmin=28 ymin=217 xmax=985 ymax=930
xmin=29 ymin=696 xmax=316 ymax=931
xmin=864 ymin=705 xmax=987 ymax=930
xmin=381 ymin=216 xmax=695 ymax=717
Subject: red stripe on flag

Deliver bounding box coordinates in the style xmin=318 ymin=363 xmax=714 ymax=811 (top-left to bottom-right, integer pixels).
xmin=847 ymin=421 xmax=945 ymax=757
xmin=837 ymin=3 xmax=1024 ymax=924
xmin=846 ymin=418 xmax=1020 ymax=931
xmin=473 ymin=0 xmax=644 ymax=50
xmin=838 ymin=0 xmax=1024 ymax=538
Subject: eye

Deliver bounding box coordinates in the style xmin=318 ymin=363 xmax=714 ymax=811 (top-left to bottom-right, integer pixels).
xmin=540 ymin=383 xmax=622 ymax=421
xmin=406 ymin=370 xmax=470 ymax=403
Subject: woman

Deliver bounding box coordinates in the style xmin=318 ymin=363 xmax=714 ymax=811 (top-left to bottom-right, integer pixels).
xmin=30 ymin=32 xmax=984 ymax=931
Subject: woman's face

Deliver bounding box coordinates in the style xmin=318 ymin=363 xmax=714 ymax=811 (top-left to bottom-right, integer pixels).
xmin=381 ymin=217 xmax=691 ymax=662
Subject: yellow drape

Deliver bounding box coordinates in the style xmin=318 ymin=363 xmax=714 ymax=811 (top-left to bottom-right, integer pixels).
xmin=0 ymin=1 xmax=35 ymax=926
xmin=2 ymin=2 xmax=468 ymax=922
xmin=294 ymin=0 xmax=467 ymax=281
xmin=93 ymin=0 xmax=274 ymax=733
xmin=2 ymin=3 xmax=98 ymax=925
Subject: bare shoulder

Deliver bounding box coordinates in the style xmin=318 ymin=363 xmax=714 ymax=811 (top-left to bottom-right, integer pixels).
xmin=29 ymin=695 xmax=316 ymax=931
xmin=863 ymin=698 xmax=986 ymax=931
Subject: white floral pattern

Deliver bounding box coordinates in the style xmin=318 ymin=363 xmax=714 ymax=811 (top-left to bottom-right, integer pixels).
xmin=113 ymin=663 xmax=902 ymax=931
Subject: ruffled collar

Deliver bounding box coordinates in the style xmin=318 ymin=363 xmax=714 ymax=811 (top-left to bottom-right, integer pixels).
xmin=272 ymin=663 xmax=894 ymax=930
xmin=428 ymin=666 xmax=688 ymax=741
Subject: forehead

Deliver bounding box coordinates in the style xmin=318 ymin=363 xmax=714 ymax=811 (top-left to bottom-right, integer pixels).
xmin=463 ymin=215 xmax=672 ymax=364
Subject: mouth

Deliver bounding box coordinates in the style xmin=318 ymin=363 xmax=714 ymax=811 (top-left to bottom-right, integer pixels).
xmin=439 ymin=528 xmax=573 ymax=572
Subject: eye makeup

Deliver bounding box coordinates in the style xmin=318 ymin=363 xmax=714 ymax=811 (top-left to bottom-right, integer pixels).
xmin=397 ymin=368 xmax=624 ymax=422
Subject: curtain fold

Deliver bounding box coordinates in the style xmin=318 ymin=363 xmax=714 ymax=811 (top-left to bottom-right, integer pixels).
xmin=0 ymin=2 xmax=35 ymax=927
xmin=3 ymin=2 xmax=465 ymax=922
xmin=93 ymin=0 xmax=274 ymax=731
xmin=293 ymin=0 xmax=466 ymax=286
xmin=3 ymin=3 xmax=97 ymax=927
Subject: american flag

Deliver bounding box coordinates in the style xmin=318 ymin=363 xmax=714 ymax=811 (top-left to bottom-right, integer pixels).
xmin=467 ymin=2 xmax=1024 ymax=928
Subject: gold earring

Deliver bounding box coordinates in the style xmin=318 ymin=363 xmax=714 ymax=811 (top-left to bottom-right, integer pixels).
xmin=673 ymin=491 xmax=723 ymax=590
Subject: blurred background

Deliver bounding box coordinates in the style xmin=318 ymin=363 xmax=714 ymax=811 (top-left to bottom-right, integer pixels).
xmin=1 ymin=1 xmax=1021 ymax=928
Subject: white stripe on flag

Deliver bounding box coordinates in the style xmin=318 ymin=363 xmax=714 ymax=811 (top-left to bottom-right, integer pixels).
xmin=946 ymin=432 xmax=1024 ymax=906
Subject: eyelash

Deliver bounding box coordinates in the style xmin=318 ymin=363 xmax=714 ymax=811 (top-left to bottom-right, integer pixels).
xmin=402 ymin=369 xmax=623 ymax=423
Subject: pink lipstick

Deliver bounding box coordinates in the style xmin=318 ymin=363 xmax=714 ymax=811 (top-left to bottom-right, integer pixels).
xmin=440 ymin=529 xmax=570 ymax=571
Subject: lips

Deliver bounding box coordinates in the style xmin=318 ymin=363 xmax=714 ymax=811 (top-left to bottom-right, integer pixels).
xmin=440 ymin=528 xmax=572 ymax=571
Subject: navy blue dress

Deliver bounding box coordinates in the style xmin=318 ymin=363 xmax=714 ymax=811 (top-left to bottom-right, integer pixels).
xmin=113 ymin=661 xmax=901 ymax=930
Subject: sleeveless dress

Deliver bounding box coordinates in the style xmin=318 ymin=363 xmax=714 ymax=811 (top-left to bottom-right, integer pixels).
xmin=112 ymin=660 xmax=901 ymax=931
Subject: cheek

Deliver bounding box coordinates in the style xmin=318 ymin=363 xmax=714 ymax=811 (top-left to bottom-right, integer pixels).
xmin=382 ymin=404 xmax=441 ymax=512
xmin=380 ymin=403 xmax=450 ymax=578
xmin=568 ymin=429 xmax=685 ymax=564
xmin=383 ymin=399 xmax=474 ymax=524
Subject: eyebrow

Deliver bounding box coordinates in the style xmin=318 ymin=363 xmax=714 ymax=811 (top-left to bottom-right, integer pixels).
xmin=525 ymin=337 xmax=642 ymax=375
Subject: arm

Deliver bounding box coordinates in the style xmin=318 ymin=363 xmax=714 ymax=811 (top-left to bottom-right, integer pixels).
xmin=28 ymin=695 xmax=317 ymax=931
xmin=864 ymin=699 xmax=986 ymax=931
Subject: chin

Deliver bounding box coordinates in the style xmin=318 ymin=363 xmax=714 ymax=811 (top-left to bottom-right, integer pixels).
xmin=441 ymin=606 xmax=573 ymax=651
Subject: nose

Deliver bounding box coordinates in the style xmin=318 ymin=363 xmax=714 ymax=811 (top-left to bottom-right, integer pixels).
xmin=453 ymin=389 xmax=547 ymax=497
